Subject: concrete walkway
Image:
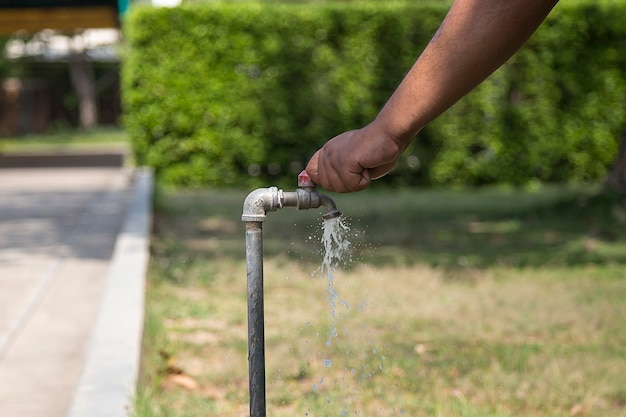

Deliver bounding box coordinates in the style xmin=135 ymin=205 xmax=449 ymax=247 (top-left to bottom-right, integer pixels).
xmin=0 ymin=167 xmax=152 ymax=417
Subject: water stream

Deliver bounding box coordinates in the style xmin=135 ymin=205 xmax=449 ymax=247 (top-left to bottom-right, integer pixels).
xmin=310 ymin=216 xmax=354 ymax=415
xmin=305 ymin=216 xmax=400 ymax=416
xmin=309 ymin=216 xmax=395 ymax=416
xmin=320 ymin=216 xmax=352 ymax=347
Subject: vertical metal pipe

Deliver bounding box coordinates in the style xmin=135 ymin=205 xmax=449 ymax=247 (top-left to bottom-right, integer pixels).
xmin=245 ymin=221 xmax=266 ymax=417
xmin=242 ymin=179 xmax=340 ymax=417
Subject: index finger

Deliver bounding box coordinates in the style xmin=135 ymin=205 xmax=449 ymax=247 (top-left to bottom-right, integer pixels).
xmin=305 ymin=150 xmax=321 ymax=184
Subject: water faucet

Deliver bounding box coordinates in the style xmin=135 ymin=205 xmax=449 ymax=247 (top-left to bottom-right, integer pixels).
xmin=241 ymin=170 xmax=341 ymax=417
xmin=241 ymin=170 xmax=341 ymax=222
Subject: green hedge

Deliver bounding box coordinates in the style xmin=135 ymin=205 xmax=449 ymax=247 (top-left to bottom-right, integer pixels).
xmin=122 ymin=1 xmax=626 ymax=188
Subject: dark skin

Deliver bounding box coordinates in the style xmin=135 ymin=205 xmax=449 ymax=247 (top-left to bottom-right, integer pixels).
xmin=306 ymin=0 xmax=560 ymax=193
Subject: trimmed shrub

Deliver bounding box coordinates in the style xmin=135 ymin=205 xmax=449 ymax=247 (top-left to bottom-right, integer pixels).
xmin=122 ymin=1 xmax=626 ymax=188
xmin=420 ymin=2 xmax=626 ymax=186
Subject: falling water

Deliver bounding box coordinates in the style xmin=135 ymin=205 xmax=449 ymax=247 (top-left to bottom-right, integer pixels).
xmin=311 ymin=216 xmax=392 ymax=416
xmin=320 ymin=215 xmax=352 ymax=344
xmin=307 ymin=216 xmax=402 ymax=416
xmin=321 ymin=215 xmax=352 ymax=272
xmin=310 ymin=215 xmax=353 ymax=415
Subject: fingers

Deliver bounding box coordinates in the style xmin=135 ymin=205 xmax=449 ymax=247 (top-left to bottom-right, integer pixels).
xmin=305 ymin=151 xmax=320 ymax=184
xmin=327 ymin=169 xmax=369 ymax=193
xmin=355 ymin=168 xmax=371 ymax=191
xmin=312 ymin=148 xmax=371 ymax=193
xmin=307 ymin=126 xmax=397 ymax=193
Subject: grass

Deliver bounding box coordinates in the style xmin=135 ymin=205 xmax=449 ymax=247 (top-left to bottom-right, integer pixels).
xmin=137 ymin=183 xmax=626 ymax=417
xmin=0 ymin=126 xmax=130 ymax=153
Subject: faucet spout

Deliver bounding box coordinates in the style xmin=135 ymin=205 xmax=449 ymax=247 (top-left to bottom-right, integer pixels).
xmin=320 ymin=194 xmax=342 ymax=220
xmin=280 ymin=188 xmax=341 ymax=219
xmin=280 ymin=170 xmax=341 ymax=219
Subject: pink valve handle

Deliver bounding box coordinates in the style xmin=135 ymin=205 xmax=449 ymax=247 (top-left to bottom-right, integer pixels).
xmin=297 ymin=170 xmax=315 ymax=188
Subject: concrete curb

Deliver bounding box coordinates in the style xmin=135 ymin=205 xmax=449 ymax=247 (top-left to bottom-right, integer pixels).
xmin=66 ymin=168 xmax=153 ymax=417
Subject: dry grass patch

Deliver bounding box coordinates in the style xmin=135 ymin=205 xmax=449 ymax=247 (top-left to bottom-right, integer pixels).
xmin=136 ymin=187 xmax=626 ymax=417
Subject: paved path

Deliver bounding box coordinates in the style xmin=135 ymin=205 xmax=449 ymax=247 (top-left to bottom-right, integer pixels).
xmin=0 ymin=168 xmax=150 ymax=417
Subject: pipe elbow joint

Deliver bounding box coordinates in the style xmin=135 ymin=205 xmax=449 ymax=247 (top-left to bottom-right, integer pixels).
xmin=242 ymin=187 xmax=282 ymax=222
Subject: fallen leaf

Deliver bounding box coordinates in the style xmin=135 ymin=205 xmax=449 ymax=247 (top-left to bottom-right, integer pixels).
xmin=166 ymin=373 xmax=199 ymax=391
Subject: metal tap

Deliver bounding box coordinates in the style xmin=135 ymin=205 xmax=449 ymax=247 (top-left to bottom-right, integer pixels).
xmin=241 ymin=170 xmax=341 ymax=222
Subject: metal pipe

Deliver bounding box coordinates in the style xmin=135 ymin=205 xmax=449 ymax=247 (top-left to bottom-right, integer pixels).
xmin=246 ymin=221 xmax=266 ymax=417
xmin=241 ymin=170 xmax=341 ymax=417
xmin=279 ymin=189 xmax=341 ymax=219
xmin=241 ymin=187 xmax=282 ymax=223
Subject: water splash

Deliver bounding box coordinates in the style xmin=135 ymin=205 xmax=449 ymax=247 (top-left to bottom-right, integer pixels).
xmin=317 ymin=216 xmax=387 ymax=416
xmin=309 ymin=216 xmax=396 ymax=415
xmin=319 ymin=216 xmax=352 ymax=348
xmin=321 ymin=216 xmax=352 ymax=276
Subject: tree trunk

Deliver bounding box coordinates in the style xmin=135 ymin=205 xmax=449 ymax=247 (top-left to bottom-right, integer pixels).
xmin=604 ymin=126 xmax=626 ymax=192
xmin=68 ymin=53 xmax=98 ymax=129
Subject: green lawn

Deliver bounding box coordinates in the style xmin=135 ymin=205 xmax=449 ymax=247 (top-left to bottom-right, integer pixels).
xmin=137 ymin=184 xmax=626 ymax=417
xmin=0 ymin=127 xmax=130 ymax=153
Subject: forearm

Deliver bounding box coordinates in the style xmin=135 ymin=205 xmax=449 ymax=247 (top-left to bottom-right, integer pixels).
xmin=305 ymin=0 xmax=559 ymax=192
xmin=376 ymin=0 xmax=559 ymax=145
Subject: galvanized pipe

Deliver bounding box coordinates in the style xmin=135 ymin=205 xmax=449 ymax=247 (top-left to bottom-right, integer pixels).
xmin=245 ymin=221 xmax=266 ymax=417
xmin=241 ymin=171 xmax=341 ymax=417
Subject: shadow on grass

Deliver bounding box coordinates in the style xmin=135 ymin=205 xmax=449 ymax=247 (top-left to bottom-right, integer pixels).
xmin=151 ymin=184 xmax=626 ymax=284
xmin=345 ymin=187 xmax=626 ymax=269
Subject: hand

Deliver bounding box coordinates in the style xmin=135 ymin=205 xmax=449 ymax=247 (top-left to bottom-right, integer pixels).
xmin=306 ymin=122 xmax=407 ymax=193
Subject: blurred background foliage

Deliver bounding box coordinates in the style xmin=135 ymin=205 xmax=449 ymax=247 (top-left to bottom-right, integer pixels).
xmin=122 ymin=0 xmax=626 ymax=188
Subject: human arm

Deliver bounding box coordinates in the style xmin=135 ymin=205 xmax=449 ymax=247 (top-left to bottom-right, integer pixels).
xmin=306 ymin=0 xmax=560 ymax=193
